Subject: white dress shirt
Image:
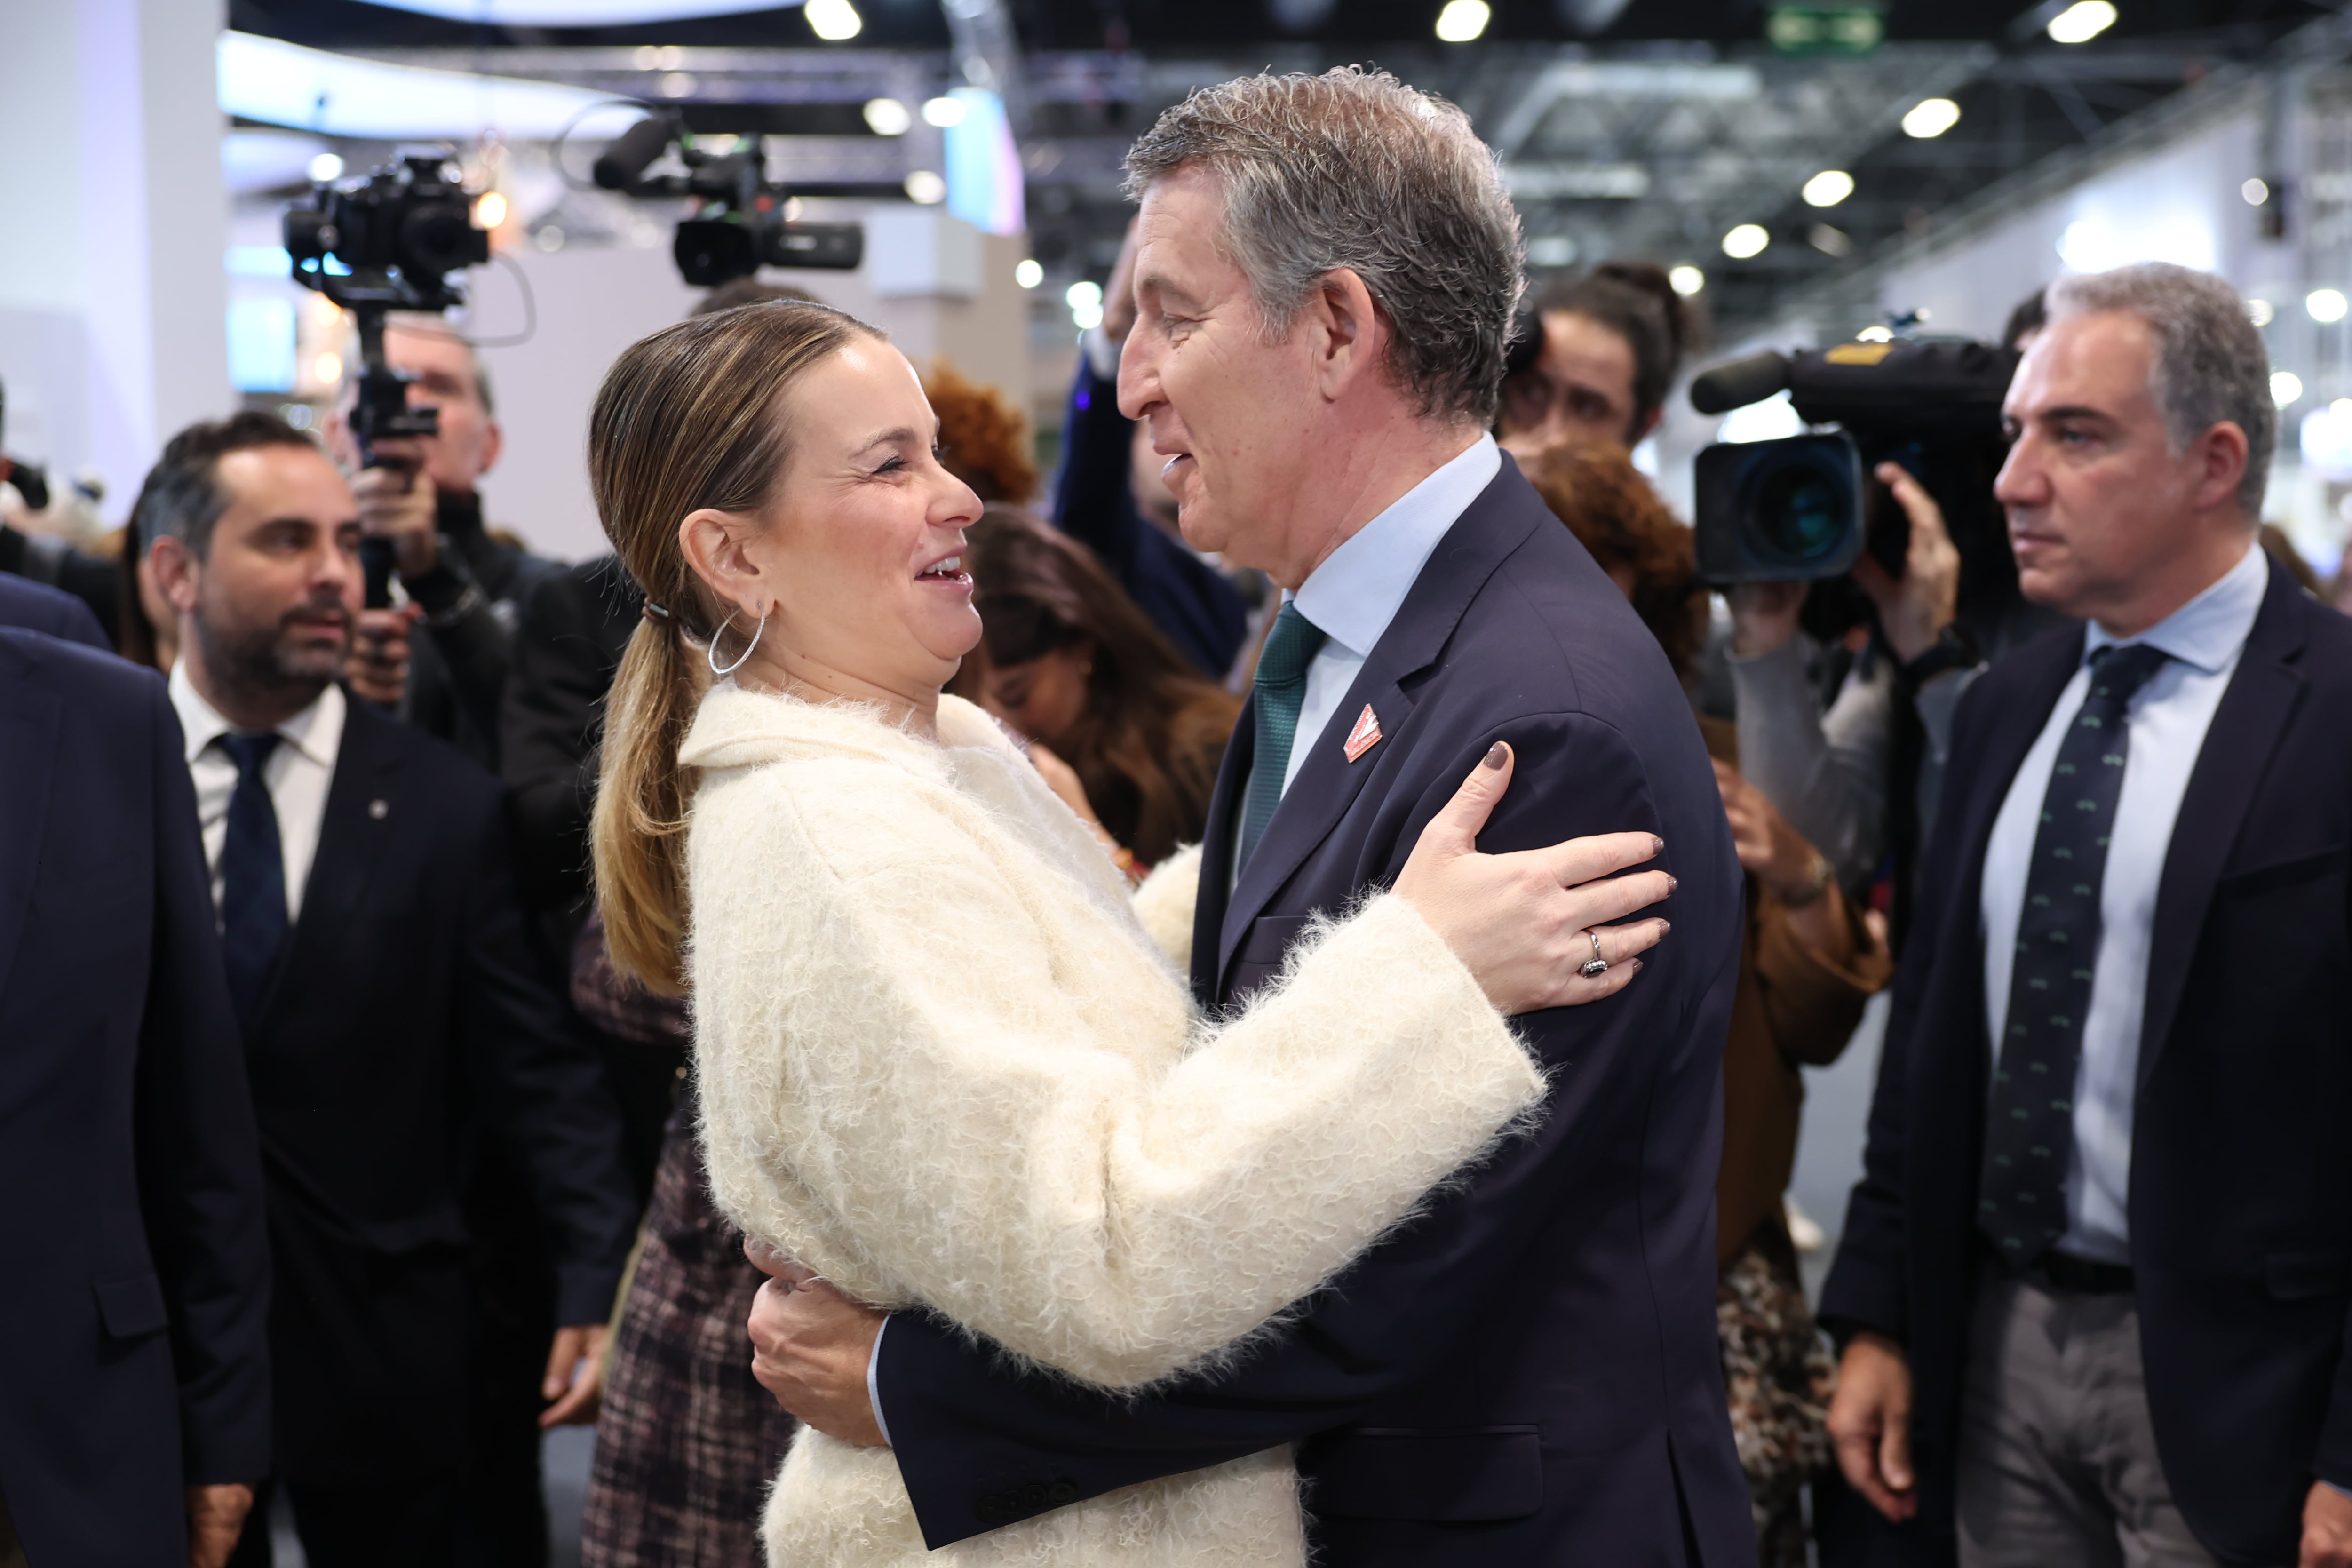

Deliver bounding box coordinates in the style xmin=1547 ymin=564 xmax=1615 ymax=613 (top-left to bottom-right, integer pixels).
xmin=1979 ymin=541 xmax=2266 ymax=1265
xmin=168 ymin=664 xmax=346 ymax=923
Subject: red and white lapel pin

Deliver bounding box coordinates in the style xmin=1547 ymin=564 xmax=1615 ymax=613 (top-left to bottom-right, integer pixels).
xmin=1343 ymin=704 xmax=1383 ymax=763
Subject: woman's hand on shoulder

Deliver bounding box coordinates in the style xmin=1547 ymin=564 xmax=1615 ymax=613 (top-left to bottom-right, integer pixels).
xmin=1392 ymin=743 xmax=1672 ymax=1015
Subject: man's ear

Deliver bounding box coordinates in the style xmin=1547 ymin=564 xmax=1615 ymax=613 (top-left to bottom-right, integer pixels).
xmin=677 ymin=508 xmax=770 ymax=621
xmin=150 ymin=535 xmax=202 ymax=615
xmin=2191 ymin=421 xmax=2250 ymax=515
xmin=478 ymin=417 xmax=504 ymax=480
xmin=1308 ymin=267 xmax=1388 ymax=403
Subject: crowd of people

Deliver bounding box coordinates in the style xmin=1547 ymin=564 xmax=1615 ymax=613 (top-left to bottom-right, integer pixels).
xmin=5 ymin=61 xmax=2352 ymax=1568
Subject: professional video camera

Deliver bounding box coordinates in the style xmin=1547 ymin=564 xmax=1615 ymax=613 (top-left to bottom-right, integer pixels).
xmin=1687 ymin=331 xmax=2017 ymax=594
xmin=284 ymin=154 xmax=491 ymax=604
xmin=592 ymin=112 xmax=862 ymax=287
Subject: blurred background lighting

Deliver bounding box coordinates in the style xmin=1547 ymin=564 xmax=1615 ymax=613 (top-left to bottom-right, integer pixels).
xmin=2243 ymin=177 xmax=2270 ymax=206
xmin=1722 ymin=223 xmax=1769 ymax=259
xmin=803 ymin=0 xmax=861 ymax=40
xmin=1802 ymin=169 xmax=1854 ymax=207
xmin=1067 ymin=279 xmax=1104 ymax=330
xmin=2248 ymin=297 xmax=2276 ymax=326
xmin=2046 ymin=1 xmax=2117 ymax=44
xmin=2272 ymin=370 xmax=2304 ymax=406
xmin=903 ymin=169 xmax=946 ymax=204
xmin=863 ymin=97 xmax=912 ymax=135
xmin=1015 ymin=258 xmax=1043 ymax=289
xmin=922 ymin=96 xmax=966 ymax=127
xmin=473 ymin=191 xmax=508 ymax=229
xmin=2308 ymin=288 xmax=2347 ymax=323
xmin=1435 ymin=1 xmax=1491 ymax=42
xmin=1668 ymin=264 xmax=1705 ymax=295
xmin=307 ymin=152 xmax=344 ymax=183
xmin=1902 ymin=97 xmax=1961 ymax=139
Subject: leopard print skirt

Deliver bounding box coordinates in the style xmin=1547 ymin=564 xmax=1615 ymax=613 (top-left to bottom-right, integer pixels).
xmin=1718 ymin=1227 xmax=1836 ymax=1568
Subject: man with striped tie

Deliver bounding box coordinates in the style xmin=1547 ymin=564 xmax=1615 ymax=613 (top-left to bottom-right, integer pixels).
xmin=1823 ymin=263 xmax=2352 ymax=1568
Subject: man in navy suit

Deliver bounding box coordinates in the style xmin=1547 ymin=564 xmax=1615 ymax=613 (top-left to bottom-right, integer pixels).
xmin=0 ymin=571 xmax=110 ymax=650
xmin=0 ymin=619 xmax=271 ymax=1565
xmin=134 ymin=412 xmax=638 ymax=1568
xmin=1822 ymin=263 xmax=2352 ymax=1568
xmin=744 ymin=68 xmax=1755 ymax=1565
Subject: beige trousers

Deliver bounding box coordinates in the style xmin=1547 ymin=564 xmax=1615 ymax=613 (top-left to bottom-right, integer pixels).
xmin=1955 ymin=1272 xmax=2237 ymax=1568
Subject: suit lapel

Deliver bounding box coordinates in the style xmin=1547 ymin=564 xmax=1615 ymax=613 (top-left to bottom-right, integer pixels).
xmin=254 ymin=693 xmax=404 ymax=1029
xmin=0 ymin=637 xmax=62 ymax=1005
xmin=2138 ymin=558 xmax=2308 ymax=1093
xmin=1210 ymin=465 xmax=1547 ymax=999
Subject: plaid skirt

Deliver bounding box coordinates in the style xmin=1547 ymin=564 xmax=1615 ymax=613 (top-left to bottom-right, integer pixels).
xmin=581 ymin=1120 xmax=797 ymax=1568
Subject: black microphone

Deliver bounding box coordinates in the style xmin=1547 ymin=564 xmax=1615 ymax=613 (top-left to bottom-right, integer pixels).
xmin=1689 ymin=350 xmax=1793 ymax=416
xmin=593 ymin=116 xmax=679 ymax=193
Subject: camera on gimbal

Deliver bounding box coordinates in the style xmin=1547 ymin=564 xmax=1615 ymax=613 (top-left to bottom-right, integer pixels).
xmin=284 ymin=154 xmax=491 ymax=606
xmin=592 ymin=113 xmax=862 ymax=287
xmin=1687 ymin=331 xmax=2018 ymax=597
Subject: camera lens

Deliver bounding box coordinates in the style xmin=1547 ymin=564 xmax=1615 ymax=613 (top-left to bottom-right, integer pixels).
xmin=1749 ymin=461 xmax=1845 ymax=567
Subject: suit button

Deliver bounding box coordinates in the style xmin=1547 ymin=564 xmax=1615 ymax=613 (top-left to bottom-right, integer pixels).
xmin=1044 ymin=1480 xmax=1078 ymax=1506
xmin=974 ymin=1494 xmax=1008 ymax=1523
xmin=1017 ymin=1481 xmax=1047 ymax=1509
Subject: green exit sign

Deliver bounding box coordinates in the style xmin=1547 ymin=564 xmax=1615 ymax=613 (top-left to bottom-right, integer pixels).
xmin=1767 ymin=4 xmax=1884 ymax=56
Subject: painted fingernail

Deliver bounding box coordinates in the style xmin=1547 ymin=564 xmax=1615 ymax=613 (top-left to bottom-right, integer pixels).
xmin=1627 ymin=959 xmax=1643 ymax=973
xmin=1650 ymin=836 xmax=1664 ymax=854
xmin=1668 ymin=876 xmax=1679 ymax=893
xmin=1657 ymin=921 xmax=1671 ymax=935
xmin=1483 ymin=743 xmax=1508 ymax=770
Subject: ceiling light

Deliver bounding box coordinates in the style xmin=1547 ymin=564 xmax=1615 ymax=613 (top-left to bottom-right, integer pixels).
xmin=307 ymin=151 xmax=344 ymax=183
xmin=658 ymin=71 xmax=697 ymax=97
xmin=362 ymin=1 xmax=803 ymax=20
xmin=1856 ymin=325 xmax=1894 ymax=343
xmin=804 ymin=0 xmax=860 ymax=40
xmin=220 ymin=32 xmax=643 ymax=142
xmin=1902 ymin=97 xmax=1961 ymax=139
xmin=903 ymin=169 xmax=946 ymax=204
xmin=473 ymin=191 xmax=508 ymax=228
xmin=1668 ymin=264 xmax=1704 ymax=296
xmin=2046 ymin=0 xmax=2117 ymax=44
xmin=2272 ymin=370 xmax=2304 ymax=407
xmin=1722 ymin=223 xmax=1769 ymax=259
xmin=2248 ymin=297 xmax=2275 ymax=327
xmin=863 ymin=97 xmax=912 ymax=136
xmin=2311 ymin=289 xmax=2348 ymax=323
xmin=313 ymin=351 xmax=344 ymax=384
xmin=1802 ymin=169 xmax=1853 ymax=207
xmin=1069 ymin=280 xmax=1105 ymax=331
xmin=1015 ymin=258 xmax=1043 ymax=289
xmin=2243 ymin=177 xmax=2270 ymax=206
xmin=922 ymin=96 xmax=966 ymax=127
xmin=1809 ymin=224 xmax=1851 ymax=257
xmin=1435 ymin=0 xmax=1490 ymax=42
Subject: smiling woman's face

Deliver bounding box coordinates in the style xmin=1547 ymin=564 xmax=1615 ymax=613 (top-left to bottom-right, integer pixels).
xmin=724 ymin=341 xmax=986 ymax=705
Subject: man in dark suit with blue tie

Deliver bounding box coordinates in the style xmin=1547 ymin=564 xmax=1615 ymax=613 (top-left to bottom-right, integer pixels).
xmin=741 ymin=68 xmax=1756 ymax=1566
xmin=1821 ymin=264 xmax=2352 ymax=1568
xmin=134 ymin=412 xmax=637 ymax=1568
xmin=0 ymin=606 xmax=271 ymax=1565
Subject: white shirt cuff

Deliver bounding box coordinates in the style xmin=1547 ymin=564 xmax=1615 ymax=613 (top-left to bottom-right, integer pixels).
xmin=867 ymin=1313 xmax=893 ymax=1447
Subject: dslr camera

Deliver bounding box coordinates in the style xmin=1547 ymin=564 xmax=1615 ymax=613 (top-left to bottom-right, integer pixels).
xmin=284 ymin=153 xmax=491 ymax=603
xmin=1688 ymin=334 xmax=2017 ymax=588
xmin=593 ymin=113 xmax=862 ymax=287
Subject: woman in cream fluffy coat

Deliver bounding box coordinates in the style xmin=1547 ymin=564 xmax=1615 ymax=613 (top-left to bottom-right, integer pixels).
xmin=585 ymin=302 xmax=1672 ymax=1568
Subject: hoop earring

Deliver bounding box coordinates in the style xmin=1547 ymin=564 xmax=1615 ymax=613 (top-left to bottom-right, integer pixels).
xmin=707 ymin=607 xmax=768 ymax=678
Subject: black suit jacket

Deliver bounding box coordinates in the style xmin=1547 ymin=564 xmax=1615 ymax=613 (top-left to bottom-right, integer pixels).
xmin=1820 ymin=556 xmax=2352 ymax=1565
xmin=0 ymin=570 xmax=109 ymax=650
xmin=878 ymin=459 xmax=1756 ymax=1566
xmin=247 ymin=694 xmax=636 ymax=1484
xmin=0 ymin=630 xmax=270 ymax=1563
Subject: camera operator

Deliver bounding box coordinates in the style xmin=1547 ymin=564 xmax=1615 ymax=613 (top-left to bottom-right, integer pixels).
xmin=332 ymin=316 xmax=561 ymax=769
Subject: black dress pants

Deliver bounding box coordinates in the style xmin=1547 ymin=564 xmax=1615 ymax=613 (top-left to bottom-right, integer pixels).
xmin=225 ymin=1475 xmax=460 ymax=1568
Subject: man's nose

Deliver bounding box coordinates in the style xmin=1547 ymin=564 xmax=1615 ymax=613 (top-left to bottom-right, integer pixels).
xmin=1116 ymin=335 xmax=1161 ymax=423
xmin=1992 ymin=437 xmax=2041 ymax=507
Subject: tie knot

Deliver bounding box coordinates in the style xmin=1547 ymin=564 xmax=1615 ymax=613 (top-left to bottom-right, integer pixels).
xmin=1254 ymin=604 xmax=1327 ymax=690
xmin=2085 ymin=643 xmax=2170 ymax=710
xmin=219 ymin=732 xmax=283 ymax=780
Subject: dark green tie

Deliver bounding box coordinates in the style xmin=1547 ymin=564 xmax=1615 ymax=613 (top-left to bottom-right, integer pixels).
xmin=1236 ymin=603 xmax=1327 ymax=874
xmin=1978 ymin=642 xmax=2171 ymax=1266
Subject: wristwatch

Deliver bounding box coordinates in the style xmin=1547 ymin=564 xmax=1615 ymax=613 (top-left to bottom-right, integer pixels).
xmin=1896 ymin=623 xmax=1981 ymax=691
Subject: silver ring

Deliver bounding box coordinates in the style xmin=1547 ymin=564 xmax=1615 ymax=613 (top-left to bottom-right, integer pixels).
xmin=1580 ymin=931 xmax=1607 ymax=979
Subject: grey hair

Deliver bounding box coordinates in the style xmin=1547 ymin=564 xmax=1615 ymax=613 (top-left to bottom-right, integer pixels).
xmin=1124 ymin=68 xmax=1525 ymax=425
xmin=2044 ymin=263 xmax=2275 ymax=518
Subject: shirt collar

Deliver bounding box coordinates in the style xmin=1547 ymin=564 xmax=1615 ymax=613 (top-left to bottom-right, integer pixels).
xmin=1290 ymin=433 xmax=1502 ymax=659
xmin=168 ymin=661 xmax=346 ymax=770
xmin=2082 ymin=538 xmax=2267 ymax=677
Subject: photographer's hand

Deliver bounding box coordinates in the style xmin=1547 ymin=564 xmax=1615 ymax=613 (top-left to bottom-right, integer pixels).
xmin=1854 ymin=462 xmax=1959 ymax=663
xmin=1728 ymin=581 xmax=1806 ymax=658
xmin=350 ymin=443 xmax=441 ymax=579
xmin=347 ymin=603 xmax=420 ymax=708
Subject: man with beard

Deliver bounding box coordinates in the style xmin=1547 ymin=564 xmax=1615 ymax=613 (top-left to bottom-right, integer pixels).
xmin=135 ymin=413 xmax=636 ymax=1568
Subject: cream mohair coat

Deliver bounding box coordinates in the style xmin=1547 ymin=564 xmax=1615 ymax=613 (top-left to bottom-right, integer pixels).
xmin=679 ymin=683 xmax=1545 ymax=1568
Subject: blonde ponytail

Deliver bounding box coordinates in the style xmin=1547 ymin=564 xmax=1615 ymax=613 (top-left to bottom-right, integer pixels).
xmin=584 ymin=300 xmax=874 ymax=991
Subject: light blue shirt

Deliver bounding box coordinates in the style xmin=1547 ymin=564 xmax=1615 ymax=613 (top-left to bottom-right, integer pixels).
xmin=1979 ymin=540 xmax=2267 ymax=1265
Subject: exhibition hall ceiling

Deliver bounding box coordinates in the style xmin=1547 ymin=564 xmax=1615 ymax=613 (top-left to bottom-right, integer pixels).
xmin=227 ymin=0 xmax=2342 ymax=335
